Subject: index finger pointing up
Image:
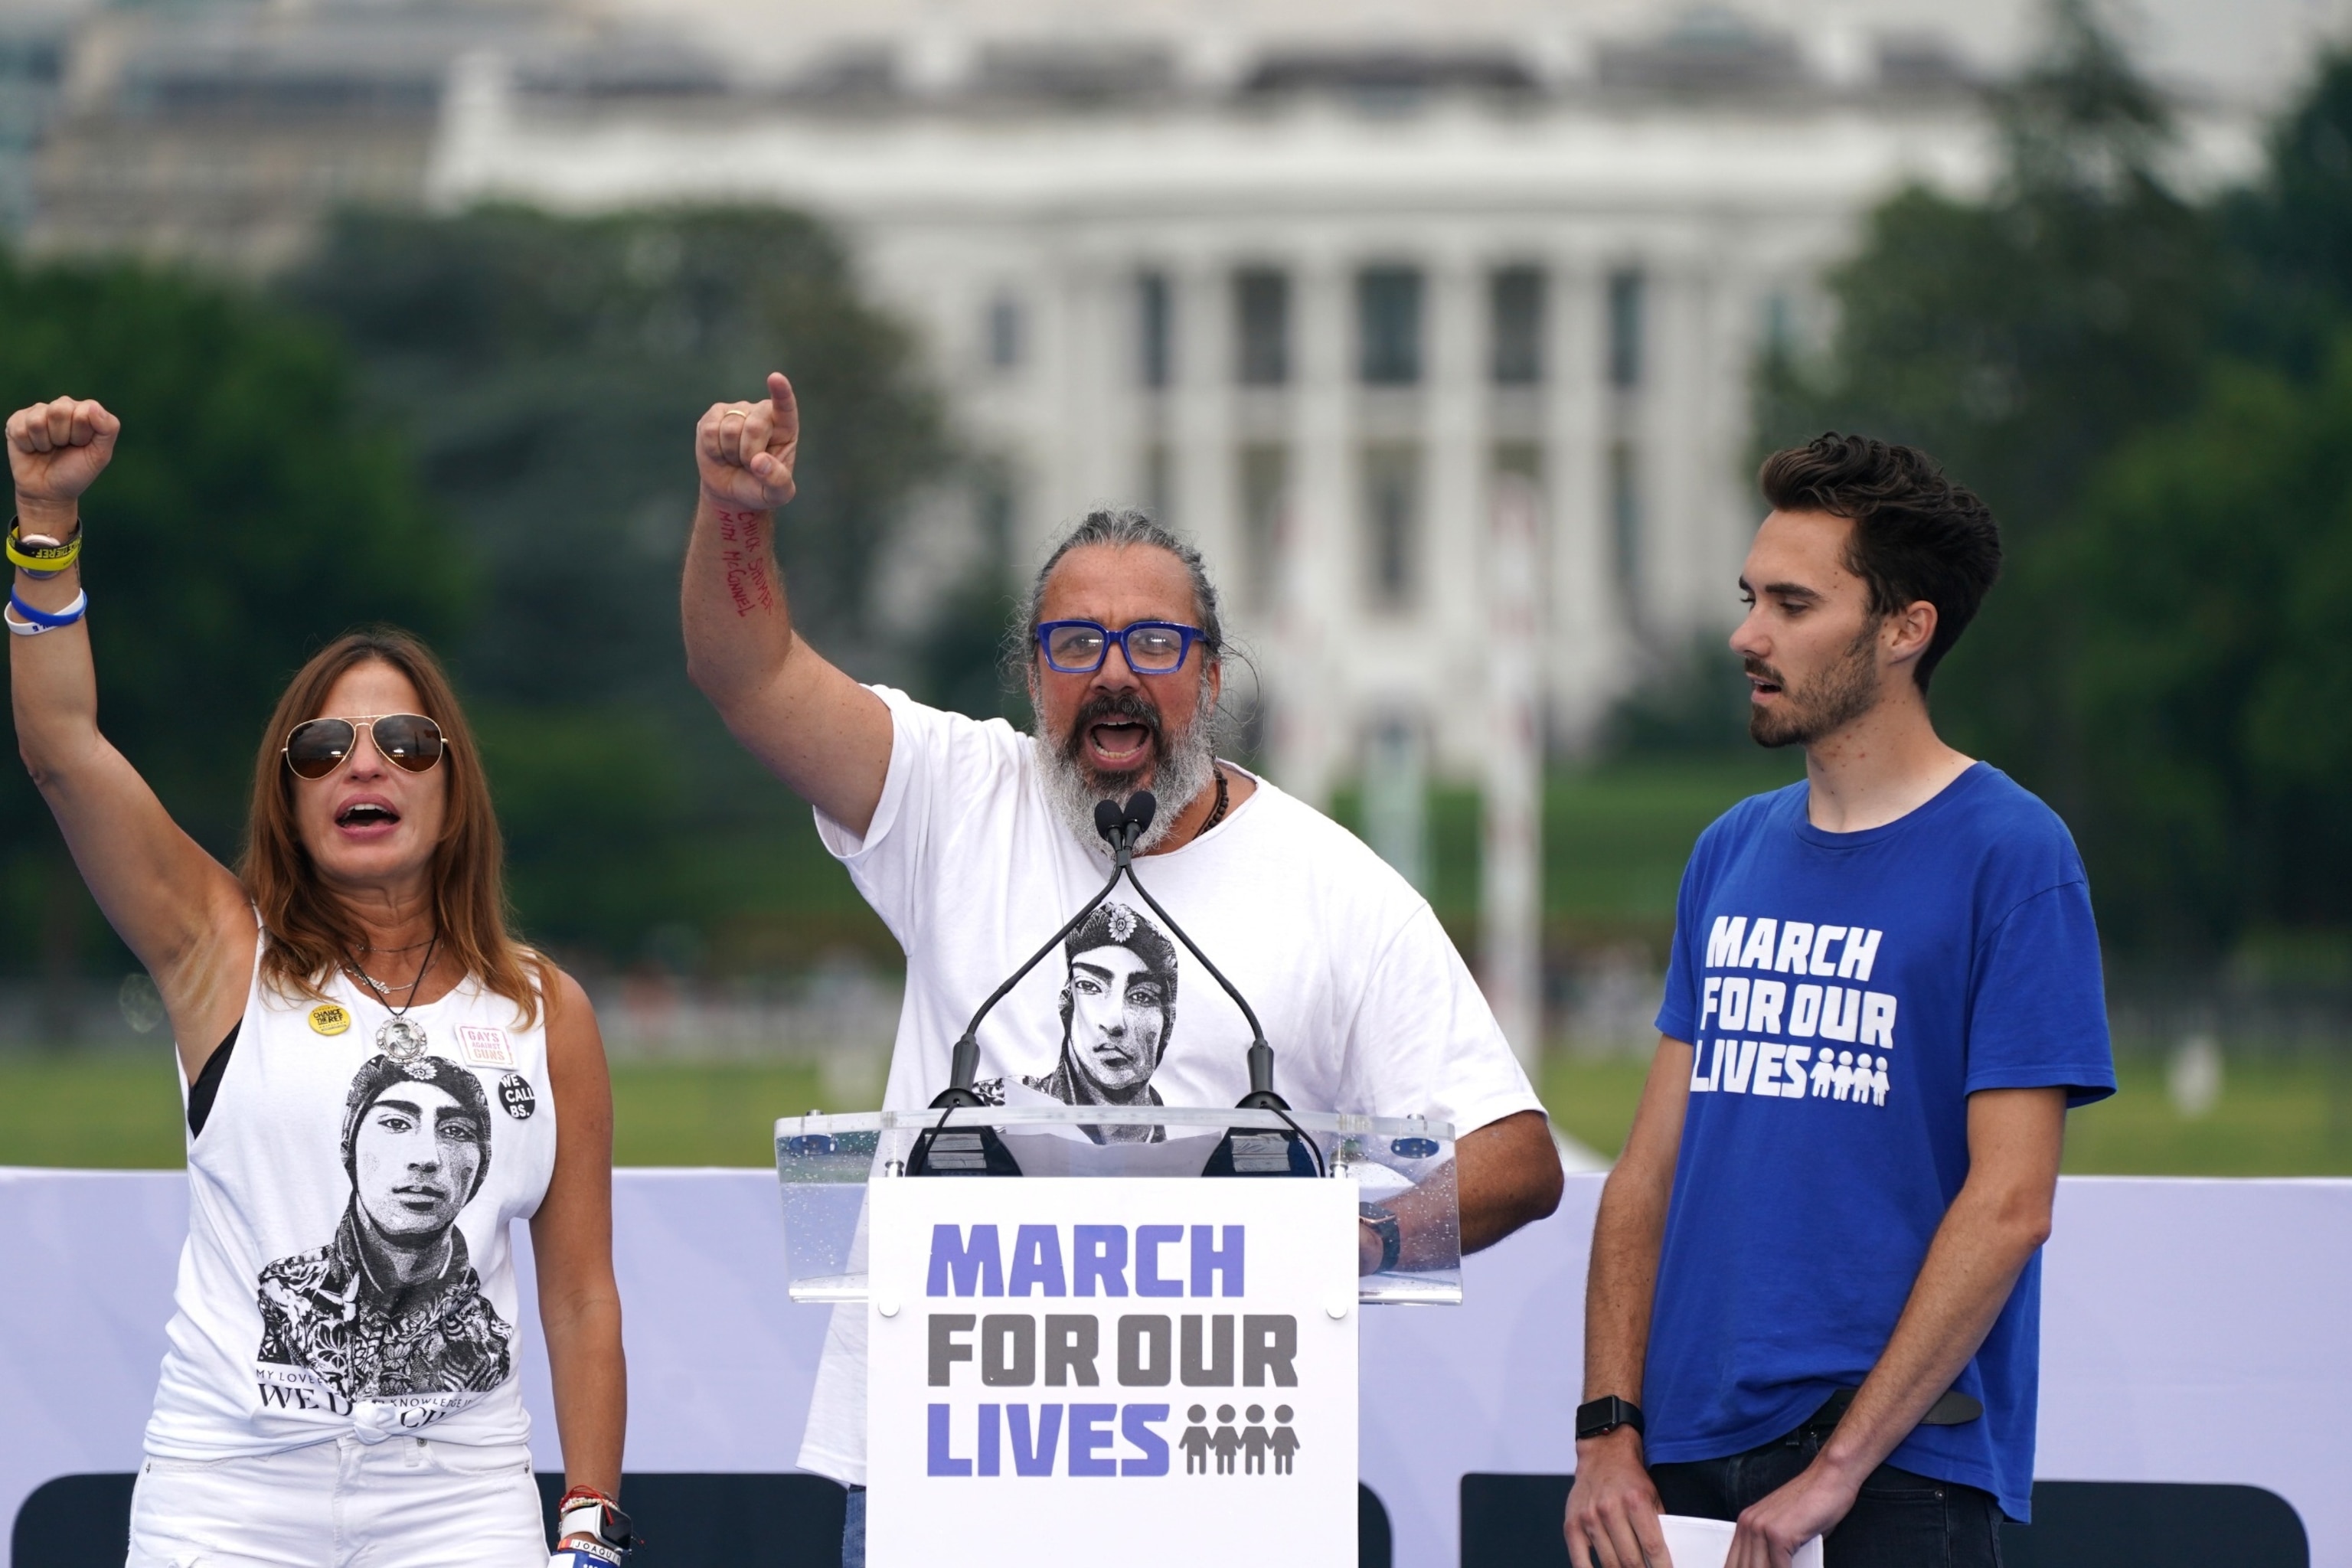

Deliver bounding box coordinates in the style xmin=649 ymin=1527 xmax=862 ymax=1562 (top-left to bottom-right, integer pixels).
xmin=767 ymin=371 xmax=798 ymax=426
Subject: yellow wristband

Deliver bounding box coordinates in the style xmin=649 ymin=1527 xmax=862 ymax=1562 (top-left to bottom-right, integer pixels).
xmin=7 ymin=521 xmax=80 ymax=576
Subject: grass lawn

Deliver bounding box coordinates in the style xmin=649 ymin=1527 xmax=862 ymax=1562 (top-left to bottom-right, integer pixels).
xmin=1542 ymin=1050 xmax=2352 ymax=1176
xmin=1540 ymin=756 xmax=1803 ymax=942
xmin=9 ymin=1052 xmax=2351 ymax=1177
xmin=2060 ymin=1054 xmax=2352 ymax=1177
xmin=1542 ymin=1055 xmax=1658 ymax=1161
xmin=1338 ymin=753 xmax=1805 ymax=953
xmin=0 ymin=1056 xmax=842 ymax=1170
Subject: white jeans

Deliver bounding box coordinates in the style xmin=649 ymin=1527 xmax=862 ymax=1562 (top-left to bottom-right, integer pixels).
xmin=127 ymin=1434 xmax=546 ymax=1568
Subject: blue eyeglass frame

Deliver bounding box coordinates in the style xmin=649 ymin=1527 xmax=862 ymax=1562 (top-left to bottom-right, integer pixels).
xmin=1034 ymin=619 xmax=1208 ymax=675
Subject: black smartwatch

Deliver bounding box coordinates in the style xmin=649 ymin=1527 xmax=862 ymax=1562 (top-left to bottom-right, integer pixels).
xmin=1576 ymin=1395 xmax=1644 ymax=1441
xmin=1357 ymin=1203 xmax=1402 ymax=1272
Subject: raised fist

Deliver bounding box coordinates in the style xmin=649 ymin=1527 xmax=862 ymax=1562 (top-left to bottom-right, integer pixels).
xmin=697 ymin=372 xmax=799 ymax=512
xmin=7 ymin=397 xmax=119 ymax=521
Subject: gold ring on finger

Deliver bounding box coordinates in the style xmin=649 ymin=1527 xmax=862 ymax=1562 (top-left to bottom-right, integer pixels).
xmin=720 ymin=410 xmax=750 ymax=423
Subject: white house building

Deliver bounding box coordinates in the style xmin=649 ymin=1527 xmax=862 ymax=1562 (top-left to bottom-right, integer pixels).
xmin=423 ymin=0 xmax=2295 ymax=803
xmin=15 ymin=0 xmax=2329 ymax=1051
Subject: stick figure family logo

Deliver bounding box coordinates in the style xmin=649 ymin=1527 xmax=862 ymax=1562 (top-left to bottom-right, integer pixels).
xmin=1178 ymin=1404 xmax=1300 ymax=1475
xmin=1809 ymin=1050 xmax=1890 ymax=1105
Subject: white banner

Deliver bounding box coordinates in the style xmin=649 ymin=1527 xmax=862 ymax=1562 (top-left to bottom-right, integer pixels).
xmin=867 ymin=1177 xmax=1358 ymax=1568
xmin=2 ymin=1171 xmax=2348 ymax=1565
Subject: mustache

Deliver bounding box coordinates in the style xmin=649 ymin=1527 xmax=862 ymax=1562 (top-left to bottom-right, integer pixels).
xmin=1743 ymin=657 xmax=1786 ymax=688
xmin=1061 ymin=688 xmax=1165 ymax=764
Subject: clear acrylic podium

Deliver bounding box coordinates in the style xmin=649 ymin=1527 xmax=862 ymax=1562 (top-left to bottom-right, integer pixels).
xmin=773 ymin=1105 xmax=1463 ymax=1305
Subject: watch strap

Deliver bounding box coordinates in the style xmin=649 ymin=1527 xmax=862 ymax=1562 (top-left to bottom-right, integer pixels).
xmin=555 ymin=1491 xmax=633 ymax=1552
xmin=1576 ymin=1394 xmax=1645 ymax=1440
xmin=1357 ymin=1202 xmax=1402 ymax=1272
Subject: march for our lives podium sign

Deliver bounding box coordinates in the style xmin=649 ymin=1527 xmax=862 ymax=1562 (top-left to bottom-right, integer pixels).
xmin=867 ymin=1177 xmax=1361 ymax=1568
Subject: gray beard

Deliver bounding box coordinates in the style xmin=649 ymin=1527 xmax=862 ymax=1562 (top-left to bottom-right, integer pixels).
xmin=1037 ymin=704 xmax=1218 ymax=856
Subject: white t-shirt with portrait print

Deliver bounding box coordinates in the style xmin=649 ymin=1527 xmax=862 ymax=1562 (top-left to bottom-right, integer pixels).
xmin=792 ymin=685 xmax=1545 ymax=1485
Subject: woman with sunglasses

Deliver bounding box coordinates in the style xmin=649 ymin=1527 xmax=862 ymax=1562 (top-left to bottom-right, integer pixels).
xmin=6 ymin=397 xmax=631 ymax=1568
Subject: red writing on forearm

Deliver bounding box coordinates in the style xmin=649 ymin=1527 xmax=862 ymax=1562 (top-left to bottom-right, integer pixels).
xmin=713 ymin=509 xmax=777 ymax=617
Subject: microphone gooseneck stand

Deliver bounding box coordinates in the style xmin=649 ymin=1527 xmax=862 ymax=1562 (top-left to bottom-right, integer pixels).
xmin=906 ymin=796 xmax=1157 ymax=1174
xmin=909 ymin=789 xmax=1324 ymax=1178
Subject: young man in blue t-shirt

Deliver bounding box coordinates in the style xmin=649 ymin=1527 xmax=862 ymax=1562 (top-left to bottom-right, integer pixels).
xmin=1563 ymin=434 xmax=2115 ymax=1568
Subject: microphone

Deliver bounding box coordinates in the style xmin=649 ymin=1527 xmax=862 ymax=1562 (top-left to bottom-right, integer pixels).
xmin=929 ymin=800 xmax=1140 ymax=1110
xmin=1109 ymin=792 xmax=1320 ymax=1178
xmin=911 ymin=791 xmax=1151 ymax=1175
xmin=917 ymin=783 xmax=1318 ymax=1179
xmin=1105 ymin=792 xmax=1286 ymax=1111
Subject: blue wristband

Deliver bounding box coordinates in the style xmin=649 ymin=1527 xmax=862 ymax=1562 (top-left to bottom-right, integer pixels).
xmin=551 ymin=1544 xmax=626 ymax=1566
xmin=7 ymin=586 xmax=87 ymax=629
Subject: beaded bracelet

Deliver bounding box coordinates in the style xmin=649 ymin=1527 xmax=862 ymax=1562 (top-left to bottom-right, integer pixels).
xmin=6 ymin=519 xmax=80 ymax=578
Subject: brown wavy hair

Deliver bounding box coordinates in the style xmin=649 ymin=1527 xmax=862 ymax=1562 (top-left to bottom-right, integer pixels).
xmin=240 ymin=629 xmax=548 ymax=1025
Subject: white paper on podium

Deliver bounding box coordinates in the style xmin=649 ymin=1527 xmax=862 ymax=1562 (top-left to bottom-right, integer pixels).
xmin=1659 ymin=1515 xmax=1824 ymax=1568
xmin=991 ymin=1124 xmax=1227 ymax=1178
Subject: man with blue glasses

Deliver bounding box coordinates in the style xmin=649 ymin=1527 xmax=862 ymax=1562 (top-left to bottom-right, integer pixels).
xmin=681 ymin=374 xmax=1566 ymax=1563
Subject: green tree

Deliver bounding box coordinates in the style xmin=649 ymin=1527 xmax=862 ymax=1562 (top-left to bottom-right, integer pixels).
xmin=284 ymin=206 xmax=948 ymax=964
xmin=0 ymin=256 xmax=455 ymax=1012
xmin=286 ymin=205 xmax=945 ymax=701
xmin=2221 ymin=51 xmax=2352 ymax=372
xmin=2054 ymin=343 xmax=2352 ymax=949
xmin=1757 ymin=0 xmax=2221 ymax=795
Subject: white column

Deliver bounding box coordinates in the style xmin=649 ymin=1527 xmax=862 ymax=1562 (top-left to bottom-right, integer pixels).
xmin=1484 ymin=472 xmax=1545 ymax=1067
xmin=1269 ymin=254 xmax=1349 ymax=808
xmin=1174 ymin=260 xmax=1237 ymax=590
xmin=1697 ymin=258 xmax=1763 ymax=631
xmin=1546 ymin=261 xmax=1619 ymax=751
xmin=1363 ymin=717 xmax=1429 ymax=892
xmin=1643 ymin=257 xmax=1743 ymax=641
xmin=1064 ymin=258 xmax=1128 ymax=515
xmin=1423 ymin=253 xmax=1484 ymax=775
xmin=1016 ymin=247 xmax=1076 ymax=561
xmin=1642 ymin=260 xmax=1697 ymax=636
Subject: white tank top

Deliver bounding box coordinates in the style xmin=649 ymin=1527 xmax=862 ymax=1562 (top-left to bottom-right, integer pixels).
xmin=145 ymin=941 xmax=558 ymax=1459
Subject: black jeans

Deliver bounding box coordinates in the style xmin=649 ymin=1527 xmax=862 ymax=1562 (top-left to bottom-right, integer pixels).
xmin=1649 ymin=1425 xmax=2004 ymax=1568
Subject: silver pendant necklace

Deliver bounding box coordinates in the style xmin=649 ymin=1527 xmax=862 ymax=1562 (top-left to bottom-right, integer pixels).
xmin=345 ymin=930 xmax=440 ymax=1063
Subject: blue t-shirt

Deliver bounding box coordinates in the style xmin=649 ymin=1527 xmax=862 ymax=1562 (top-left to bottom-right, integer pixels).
xmin=1645 ymin=763 xmax=2114 ymax=1521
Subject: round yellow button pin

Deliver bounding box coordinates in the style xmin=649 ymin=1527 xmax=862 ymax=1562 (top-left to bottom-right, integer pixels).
xmin=309 ymin=1003 xmax=351 ymax=1037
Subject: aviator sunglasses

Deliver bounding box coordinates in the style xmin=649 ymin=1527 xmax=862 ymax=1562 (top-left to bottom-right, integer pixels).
xmin=282 ymin=714 xmax=448 ymax=780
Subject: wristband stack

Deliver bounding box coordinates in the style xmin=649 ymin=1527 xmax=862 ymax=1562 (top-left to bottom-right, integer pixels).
xmin=5 ymin=587 xmax=87 ymax=636
xmin=5 ymin=520 xmax=79 ymax=578
xmin=551 ymin=1485 xmax=633 ymax=1566
xmin=5 ymin=518 xmax=88 ymax=635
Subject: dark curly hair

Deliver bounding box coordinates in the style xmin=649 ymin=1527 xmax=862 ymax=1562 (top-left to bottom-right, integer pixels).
xmin=1758 ymin=433 xmax=2002 ymax=693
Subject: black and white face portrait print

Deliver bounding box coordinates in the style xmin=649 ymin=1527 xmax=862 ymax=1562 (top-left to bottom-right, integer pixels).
xmin=340 ymin=1052 xmax=493 ymax=1258
xmin=253 ymin=1054 xmax=513 ymax=1411
xmin=351 ymin=1066 xmax=487 ymax=1246
xmin=1053 ymin=900 xmax=1179 ymax=1101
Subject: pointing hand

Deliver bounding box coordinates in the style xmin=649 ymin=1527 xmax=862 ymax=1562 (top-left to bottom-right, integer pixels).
xmin=697 ymin=372 xmax=799 ymax=512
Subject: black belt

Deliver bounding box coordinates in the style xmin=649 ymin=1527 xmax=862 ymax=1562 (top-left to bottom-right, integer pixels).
xmin=1801 ymin=1387 xmax=1983 ymax=1432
